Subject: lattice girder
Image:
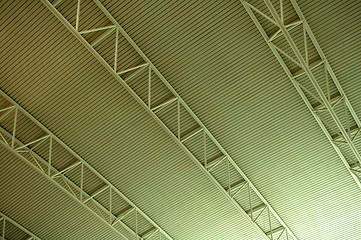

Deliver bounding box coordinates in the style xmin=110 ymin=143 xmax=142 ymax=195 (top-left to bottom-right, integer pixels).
xmin=39 ymin=0 xmax=299 ymax=239
xmin=241 ymin=0 xmax=361 ymax=188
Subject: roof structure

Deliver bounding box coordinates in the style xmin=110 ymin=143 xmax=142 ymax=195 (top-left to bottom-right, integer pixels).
xmin=0 ymin=0 xmax=360 ymax=239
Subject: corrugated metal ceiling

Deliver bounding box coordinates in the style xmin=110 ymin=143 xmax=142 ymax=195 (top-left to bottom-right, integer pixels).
xmin=0 ymin=144 xmax=124 ymax=240
xmin=0 ymin=1 xmax=267 ymax=239
xmin=1 ymin=0 xmax=361 ymax=239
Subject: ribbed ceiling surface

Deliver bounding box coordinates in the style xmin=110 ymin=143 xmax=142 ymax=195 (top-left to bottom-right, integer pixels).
xmin=0 ymin=1 xmax=265 ymax=239
xmin=1 ymin=0 xmax=361 ymax=239
xmin=0 ymin=144 xmax=124 ymax=240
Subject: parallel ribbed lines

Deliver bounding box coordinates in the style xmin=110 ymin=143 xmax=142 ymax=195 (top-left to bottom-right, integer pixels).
xmin=297 ymin=0 xmax=361 ymax=121
xmin=99 ymin=0 xmax=361 ymax=239
xmin=0 ymin=213 xmax=34 ymax=240
xmin=1 ymin=0 xmax=361 ymax=239
xmin=0 ymin=145 xmax=123 ymax=240
xmin=1 ymin=1 xmax=265 ymax=239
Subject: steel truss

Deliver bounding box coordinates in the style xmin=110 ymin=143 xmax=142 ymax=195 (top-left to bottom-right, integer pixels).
xmin=40 ymin=0 xmax=297 ymax=239
xmin=241 ymin=0 xmax=361 ymax=189
xmin=0 ymin=90 xmax=171 ymax=240
xmin=0 ymin=212 xmax=41 ymax=240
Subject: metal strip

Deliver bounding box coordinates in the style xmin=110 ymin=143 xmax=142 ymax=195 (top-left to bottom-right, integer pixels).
xmin=240 ymin=0 xmax=361 ymax=231
xmin=0 ymin=89 xmax=172 ymax=240
xmin=38 ymin=0 xmax=299 ymax=238
xmin=0 ymin=212 xmax=41 ymax=240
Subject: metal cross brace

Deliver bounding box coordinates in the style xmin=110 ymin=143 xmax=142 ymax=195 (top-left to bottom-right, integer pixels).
xmin=40 ymin=0 xmax=298 ymax=239
xmin=0 ymin=212 xmax=42 ymax=240
xmin=0 ymin=89 xmax=171 ymax=240
xmin=240 ymin=0 xmax=361 ymax=192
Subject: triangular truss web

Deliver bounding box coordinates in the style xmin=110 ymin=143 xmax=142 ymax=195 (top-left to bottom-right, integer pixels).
xmin=242 ymin=1 xmax=361 ymax=230
xmin=44 ymin=0 xmax=302 ymax=239
xmin=245 ymin=0 xmax=361 ymax=172
xmin=53 ymin=0 xmax=145 ymax=73
xmin=0 ymin=213 xmax=39 ymax=240
xmin=53 ymin=0 xmax=113 ymax=32
xmin=0 ymin=90 xmax=170 ymax=239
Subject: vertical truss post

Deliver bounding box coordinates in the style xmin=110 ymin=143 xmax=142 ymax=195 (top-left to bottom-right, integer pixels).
xmin=109 ymin=187 xmax=112 ymax=224
xmin=75 ymin=0 xmax=80 ymax=32
xmin=135 ymin=209 xmax=138 ymax=240
xmin=177 ymin=100 xmax=181 ymax=141
xmin=39 ymin=0 xmax=298 ymax=238
xmin=227 ymin=160 xmax=231 ymax=195
xmin=240 ymin=0 xmax=361 ymax=191
xmin=268 ymin=206 xmax=273 ymax=240
xmin=248 ymin=183 xmax=253 ymax=221
xmin=0 ymin=90 xmax=173 ymax=240
xmin=114 ymin=29 xmax=119 ymax=72
xmin=11 ymin=107 xmax=18 ymax=149
xmin=1 ymin=218 xmax=4 ymax=240
xmin=148 ymin=66 xmax=151 ymax=108
xmin=48 ymin=136 xmax=52 ymax=176
xmin=80 ymin=162 xmax=84 ymax=202
xmin=203 ymin=130 xmax=207 ymax=169
xmin=0 ymin=212 xmax=42 ymax=240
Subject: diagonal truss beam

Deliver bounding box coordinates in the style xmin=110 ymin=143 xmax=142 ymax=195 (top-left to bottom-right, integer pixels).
xmin=0 ymin=212 xmax=42 ymax=240
xmin=40 ymin=0 xmax=297 ymax=239
xmin=0 ymin=90 xmax=172 ymax=240
xmin=240 ymin=0 xmax=361 ymax=190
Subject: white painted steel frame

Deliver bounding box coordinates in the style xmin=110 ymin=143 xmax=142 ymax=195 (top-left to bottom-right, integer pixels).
xmin=0 ymin=212 xmax=41 ymax=240
xmin=40 ymin=0 xmax=297 ymax=239
xmin=240 ymin=0 xmax=361 ymax=189
xmin=0 ymin=90 xmax=171 ymax=240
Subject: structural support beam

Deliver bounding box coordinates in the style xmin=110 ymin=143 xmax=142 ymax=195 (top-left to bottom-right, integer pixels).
xmin=240 ymin=0 xmax=361 ymax=192
xmin=0 ymin=90 xmax=172 ymax=240
xmin=40 ymin=0 xmax=297 ymax=239
xmin=0 ymin=212 xmax=42 ymax=240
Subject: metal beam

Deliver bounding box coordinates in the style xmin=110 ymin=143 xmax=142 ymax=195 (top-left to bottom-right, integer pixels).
xmin=0 ymin=124 xmax=135 ymax=239
xmin=40 ymin=0 xmax=297 ymax=238
xmin=240 ymin=0 xmax=361 ymax=193
xmin=0 ymin=90 xmax=172 ymax=240
xmin=0 ymin=212 xmax=42 ymax=240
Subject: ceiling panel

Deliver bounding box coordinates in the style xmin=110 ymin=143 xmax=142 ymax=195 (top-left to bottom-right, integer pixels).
xmin=0 ymin=1 xmax=272 ymax=239
xmin=97 ymin=0 xmax=361 ymax=239
xmin=0 ymin=143 xmax=124 ymax=240
xmin=1 ymin=0 xmax=360 ymax=239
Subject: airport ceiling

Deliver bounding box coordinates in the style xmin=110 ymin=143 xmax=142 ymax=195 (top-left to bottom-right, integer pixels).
xmin=0 ymin=0 xmax=360 ymax=239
